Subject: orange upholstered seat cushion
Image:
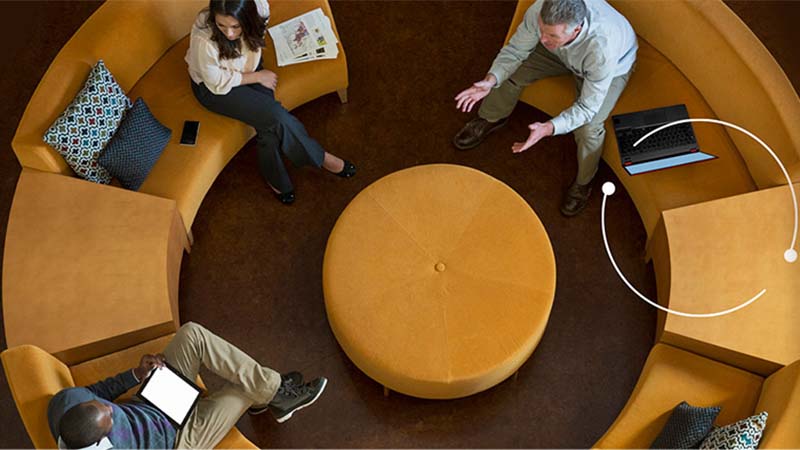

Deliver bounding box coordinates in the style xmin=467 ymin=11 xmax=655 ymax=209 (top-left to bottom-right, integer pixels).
xmin=594 ymin=343 xmax=763 ymax=449
xmin=518 ymin=38 xmax=755 ymax=239
xmin=323 ymin=164 xmax=556 ymax=399
xmin=69 ymin=335 xmax=257 ymax=449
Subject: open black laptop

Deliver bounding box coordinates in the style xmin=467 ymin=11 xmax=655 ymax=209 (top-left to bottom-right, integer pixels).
xmin=612 ymin=104 xmax=716 ymax=175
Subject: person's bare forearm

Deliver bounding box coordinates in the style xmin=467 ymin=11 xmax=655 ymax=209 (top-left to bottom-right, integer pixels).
xmin=240 ymin=70 xmax=277 ymax=90
xmin=240 ymin=71 xmax=261 ymax=86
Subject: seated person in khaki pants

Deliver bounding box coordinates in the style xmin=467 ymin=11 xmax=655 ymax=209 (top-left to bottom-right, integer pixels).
xmin=454 ymin=0 xmax=637 ymax=216
xmin=47 ymin=322 xmax=327 ymax=449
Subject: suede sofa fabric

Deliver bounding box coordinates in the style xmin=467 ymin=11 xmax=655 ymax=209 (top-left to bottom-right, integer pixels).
xmin=5 ymin=0 xmax=800 ymax=448
xmin=594 ymin=345 xmax=800 ymax=448
xmin=2 ymin=337 xmax=257 ymax=449
xmin=594 ymin=344 xmax=764 ymax=448
xmin=504 ymin=0 xmax=800 ymax=240
xmin=12 ymin=0 xmax=349 ymax=233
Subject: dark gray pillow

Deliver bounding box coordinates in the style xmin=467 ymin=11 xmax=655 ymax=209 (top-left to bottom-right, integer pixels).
xmin=650 ymin=401 xmax=721 ymax=449
xmin=99 ymin=97 xmax=171 ymax=190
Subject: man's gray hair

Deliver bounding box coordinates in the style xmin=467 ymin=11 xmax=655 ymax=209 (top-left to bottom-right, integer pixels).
xmin=540 ymin=0 xmax=587 ymax=28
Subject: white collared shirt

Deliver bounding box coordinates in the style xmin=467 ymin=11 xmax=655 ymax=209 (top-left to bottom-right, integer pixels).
xmin=57 ymin=436 xmax=113 ymax=450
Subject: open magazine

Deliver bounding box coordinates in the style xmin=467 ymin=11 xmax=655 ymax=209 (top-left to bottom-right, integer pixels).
xmin=268 ymin=8 xmax=339 ymax=67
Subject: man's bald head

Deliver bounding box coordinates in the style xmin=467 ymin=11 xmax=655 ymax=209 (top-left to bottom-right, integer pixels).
xmin=58 ymin=401 xmax=113 ymax=449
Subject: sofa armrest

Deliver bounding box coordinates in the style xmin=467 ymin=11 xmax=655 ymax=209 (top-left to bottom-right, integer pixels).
xmin=765 ymin=161 xmax=800 ymax=187
xmin=1 ymin=345 xmax=75 ymax=449
xmin=756 ymin=359 xmax=800 ymax=447
xmin=593 ymin=343 xmax=763 ymax=449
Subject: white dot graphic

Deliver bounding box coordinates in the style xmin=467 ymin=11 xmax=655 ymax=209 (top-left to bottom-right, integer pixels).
xmin=600 ymin=118 xmax=798 ymax=317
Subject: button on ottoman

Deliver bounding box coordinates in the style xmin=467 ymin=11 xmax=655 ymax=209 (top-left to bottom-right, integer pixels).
xmin=323 ymin=164 xmax=556 ymax=399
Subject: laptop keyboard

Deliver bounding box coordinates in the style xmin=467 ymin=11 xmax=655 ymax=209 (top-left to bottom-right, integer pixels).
xmin=617 ymin=122 xmax=696 ymax=155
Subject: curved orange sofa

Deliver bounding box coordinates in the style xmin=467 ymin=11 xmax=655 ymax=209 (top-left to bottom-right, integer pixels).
xmin=500 ymin=1 xmax=800 ymax=446
xmin=11 ymin=0 xmax=348 ymax=239
xmin=1 ymin=336 xmax=257 ymax=449
xmin=505 ymin=0 xmax=800 ymax=241
xmin=594 ymin=344 xmax=800 ymax=448
xmin=5 ymin=0 xmax=348 ymax=447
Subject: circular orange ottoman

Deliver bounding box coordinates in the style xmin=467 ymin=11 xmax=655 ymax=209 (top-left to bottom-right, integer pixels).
xmin=323 ymin=164 xmax=556 ymax=399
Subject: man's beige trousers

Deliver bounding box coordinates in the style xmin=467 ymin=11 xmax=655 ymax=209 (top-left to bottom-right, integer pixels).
xmin=164 ymin=322 xmax=281 ymax=449
xmin=479 ymin=44 xmax=632 ymax=185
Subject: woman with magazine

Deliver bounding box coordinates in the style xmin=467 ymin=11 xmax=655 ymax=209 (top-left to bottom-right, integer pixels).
xmin=186 ymin=0 xmax=356 ymax=205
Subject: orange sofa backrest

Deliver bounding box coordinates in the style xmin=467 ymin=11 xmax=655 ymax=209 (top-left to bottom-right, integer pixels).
xmin=1 ymin=345 xmax=74 ymax=449
xmin=504 ymin=0 xmax=800 ymax=189
xmin=756 ymin=359 xmax=800 ymax=447
xmin=12 ymin=0 xmax=206 ymax=176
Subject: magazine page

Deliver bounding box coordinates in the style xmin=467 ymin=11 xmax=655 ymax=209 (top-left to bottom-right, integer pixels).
xmin=268 ymin=8 xmax=339 ymax=66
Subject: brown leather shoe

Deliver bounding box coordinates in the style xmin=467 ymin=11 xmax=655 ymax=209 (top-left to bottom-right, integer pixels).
xmin=453 ymin=117 xmax=508 ymax=150
xmin=561 ymin=181 xmax=593 ymax=216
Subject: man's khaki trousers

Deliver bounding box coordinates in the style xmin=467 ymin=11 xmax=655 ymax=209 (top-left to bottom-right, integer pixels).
xmin=479 ymin=44 xmax=632 ymax=185
xmin=164 ymin=322 xmax=281 ymax=449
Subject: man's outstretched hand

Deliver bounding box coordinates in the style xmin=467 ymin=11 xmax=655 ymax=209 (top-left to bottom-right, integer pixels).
xmin=455 ymin=74 xmax=497 ymax=113
xmin=134 ymin=354 xmax=166 ymax=381
xmin=512 ymin=121 xmax=554 ymax=153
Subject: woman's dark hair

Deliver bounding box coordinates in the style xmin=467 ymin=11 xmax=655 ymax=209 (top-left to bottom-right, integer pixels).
xmin=204 ymin=0 xmax=268 ymax=60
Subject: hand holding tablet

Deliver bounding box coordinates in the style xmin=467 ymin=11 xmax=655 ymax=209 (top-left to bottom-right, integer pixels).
xmin=134 ymin=354 xmax=166 ymax=381
xmin=136 ymin=362 xmax=202 ymax=428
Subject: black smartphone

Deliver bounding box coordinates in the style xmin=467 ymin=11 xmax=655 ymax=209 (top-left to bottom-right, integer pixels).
xmin=180 ymin=120 xmax=200 ymax=146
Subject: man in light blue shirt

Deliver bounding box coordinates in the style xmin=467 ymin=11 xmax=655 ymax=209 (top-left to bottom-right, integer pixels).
xmin=454 ymin=0 xmax=637 ymax=216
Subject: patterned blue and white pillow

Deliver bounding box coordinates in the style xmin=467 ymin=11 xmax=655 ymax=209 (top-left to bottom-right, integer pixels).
xmin=98 ymin=97 xmax=171 ymax=191
xmin=43 ymin=59 xmax=132 ymax=184
xmin=699 ymin=411 xmax=768 ymax=450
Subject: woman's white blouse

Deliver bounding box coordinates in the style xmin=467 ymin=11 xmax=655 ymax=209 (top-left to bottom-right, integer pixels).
xmin=186 ymin=0 xmax=270 ymax=95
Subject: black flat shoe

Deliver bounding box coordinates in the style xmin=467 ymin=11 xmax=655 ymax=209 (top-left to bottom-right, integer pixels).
xmin=336 ymin=160 xmax=356 ymax=178
xmin=274 ymin=190 xmax=295 ymax=205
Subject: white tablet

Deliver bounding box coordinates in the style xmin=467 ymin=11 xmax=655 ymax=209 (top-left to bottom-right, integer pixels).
xmin=136 ymin=363 xmax=201 ymax=428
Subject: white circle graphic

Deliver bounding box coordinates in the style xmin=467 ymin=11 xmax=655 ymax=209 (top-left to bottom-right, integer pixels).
xmin=601 ymin=118 xmax=798 ymax=318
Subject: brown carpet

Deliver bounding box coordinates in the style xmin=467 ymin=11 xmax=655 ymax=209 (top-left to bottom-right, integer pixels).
xmin=0 ymin=1 xmax=797 ymax=448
